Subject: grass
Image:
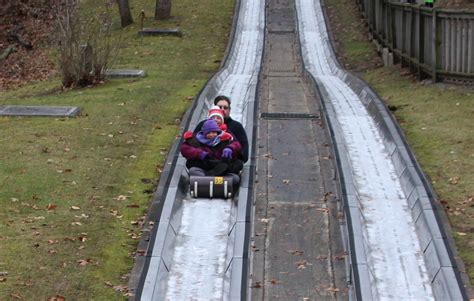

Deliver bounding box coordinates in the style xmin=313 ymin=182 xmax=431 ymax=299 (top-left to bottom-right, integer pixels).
xmin=325 ymin=0 xmax=474 ymax=285
xmin=0 ymin=0 xmax=235 ymax=299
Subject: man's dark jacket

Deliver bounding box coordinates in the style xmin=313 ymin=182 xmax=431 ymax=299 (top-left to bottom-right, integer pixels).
xmin=194 ymin=117 xmax=249 ymax=162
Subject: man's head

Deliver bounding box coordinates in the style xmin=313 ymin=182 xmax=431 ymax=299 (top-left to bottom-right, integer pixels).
xmin=213 ymin=95 xmax=231 ymax=119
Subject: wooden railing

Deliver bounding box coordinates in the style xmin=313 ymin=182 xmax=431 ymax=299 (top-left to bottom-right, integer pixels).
xmin=356 ymin=0 xmax=474 ymax=82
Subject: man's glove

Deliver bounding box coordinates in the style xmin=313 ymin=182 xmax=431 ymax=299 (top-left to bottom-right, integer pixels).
xmin=199 ymin=151 xmax=209 ymax=160
xmin=183 ymin=131 xmax=193 ymax=139
xmin=220 ymin=132 xmax=233 ymax=141
xmin=222 ymin=148 xmax=233 ymax=160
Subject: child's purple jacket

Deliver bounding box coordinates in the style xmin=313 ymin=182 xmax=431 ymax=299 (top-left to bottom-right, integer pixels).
xmin=180 ymin=133 xmax=242 ymax=161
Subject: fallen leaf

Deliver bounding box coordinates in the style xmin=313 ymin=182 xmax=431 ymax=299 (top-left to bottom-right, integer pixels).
xmin=70 ymin=206 xmax=80 ymax=210
xmin=448 ymin=177 xmax=460 ymax=185
xmin=104 ymin=281 xmax=114 ymax=287
xmin=75 ymin=214 xmax=89 ymax=219
xmin=296 ymin=260 xmax=307 ymax=269
xmin=114 ymin=195 xmax=128 ymax=201
xmin=46 ymin=204 xmax=57 ymax=211
xmin=334 ymin=252 xmax=347 ymax=260
xmin=252 ymin=281 xmax=262 ymax=288
xmin=112 ymin=284 xmax=128 ymax=293
xmin=48 ymin=295 xmax=65 ymax=301
xmin=263 ymin=153 xmax=273 ymax=159
xmin=289 ymin=249 xmax=304 ymax=255
xmin=270 ymin=278 xmax=280 ymax=284
xmin=77 ymin=259 xmax=93 ymax=266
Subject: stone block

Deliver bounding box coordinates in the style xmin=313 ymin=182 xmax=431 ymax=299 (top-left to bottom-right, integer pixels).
xmin=0 ymin=105 xmax=80 ymax=117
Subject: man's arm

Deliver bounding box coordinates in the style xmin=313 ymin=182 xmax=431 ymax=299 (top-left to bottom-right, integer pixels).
xmin=193 ymin=119 xmax=206 ymax=134
xmin=230 ymin=121 xmax=249 ymax=163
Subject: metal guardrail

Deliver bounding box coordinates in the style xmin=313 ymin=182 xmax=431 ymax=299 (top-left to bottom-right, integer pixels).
xmin=356 ymin=0 xmax=474 ymax=82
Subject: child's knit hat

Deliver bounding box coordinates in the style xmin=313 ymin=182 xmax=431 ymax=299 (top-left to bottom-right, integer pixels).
xmin=207 ymin=106 xmax=224 ymax=121
xmin=201 ymin=119 xmax=221 ymax=135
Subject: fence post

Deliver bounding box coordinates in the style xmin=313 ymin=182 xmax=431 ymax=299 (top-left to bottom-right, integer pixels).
xmin=408 ymin=6 xmax=414 ymax=71
xmin=431 ymin=9 xmax=438 ymax=81
xmin=417 ymin=7 xmax=425 ymax=80
xmin=401 ymin=7 xmax=407 ymax=67
xmin=387 ymin=1 xmax=392 ymax=47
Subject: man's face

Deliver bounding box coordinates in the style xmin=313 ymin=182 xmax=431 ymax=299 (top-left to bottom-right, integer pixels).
xmin=216 ymin=100 xmax=231 ymax=118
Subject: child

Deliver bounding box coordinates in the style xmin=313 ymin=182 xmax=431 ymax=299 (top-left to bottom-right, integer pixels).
xmin=207 ymin=105 xmax=228 ymax=131
xmin=181 ymin=119 xmax=243 ymax=177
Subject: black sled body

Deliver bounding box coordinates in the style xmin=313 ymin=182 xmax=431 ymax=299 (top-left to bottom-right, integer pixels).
xmin=189 ymin=175 xmax=234 ymax=199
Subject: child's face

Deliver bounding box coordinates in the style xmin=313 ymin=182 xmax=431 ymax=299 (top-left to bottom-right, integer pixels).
xmin=206 ymin=131 xmax=218 ymax=139
xmin=211 ymin=115 xmax=223 ymax=125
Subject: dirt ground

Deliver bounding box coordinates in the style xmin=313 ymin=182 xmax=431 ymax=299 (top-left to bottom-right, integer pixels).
xmin=0 ymin=1 xmax=59 ymax=90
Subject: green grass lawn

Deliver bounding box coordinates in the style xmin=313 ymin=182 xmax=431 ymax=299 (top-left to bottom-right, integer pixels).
xmin=0 ymin=0 xmax=234 ymax=299
xmin=325 ymin=0 xmax=474 ymax=285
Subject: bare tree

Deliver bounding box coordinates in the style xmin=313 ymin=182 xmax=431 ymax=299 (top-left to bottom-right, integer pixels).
xmin=117 ymin=0 xmax=133 ymax=27
xmin=155 ymin=0 xmax=171 ymax=19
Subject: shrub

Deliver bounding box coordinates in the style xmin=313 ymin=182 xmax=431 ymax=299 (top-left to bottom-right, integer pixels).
xmin=56 ymin=0 xmax=113 ymax=88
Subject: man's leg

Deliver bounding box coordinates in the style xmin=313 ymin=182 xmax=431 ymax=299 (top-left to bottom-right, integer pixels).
xmin=188 ymin=167 xmax=206 ymax=176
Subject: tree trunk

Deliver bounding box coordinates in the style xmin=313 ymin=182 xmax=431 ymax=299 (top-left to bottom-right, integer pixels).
xmin=117 ymin=0 xmax=133 ymax=27
xmin=155 ymin=0 xmax=172 ymax=20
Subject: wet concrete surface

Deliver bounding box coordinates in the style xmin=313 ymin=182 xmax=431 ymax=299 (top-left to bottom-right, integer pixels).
xmin=249 ymin=0 xmax=348 ymax=299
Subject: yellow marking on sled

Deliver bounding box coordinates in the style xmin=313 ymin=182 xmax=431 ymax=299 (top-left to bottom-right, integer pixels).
xmin=214 ymin=176 xmax=224 ymax=184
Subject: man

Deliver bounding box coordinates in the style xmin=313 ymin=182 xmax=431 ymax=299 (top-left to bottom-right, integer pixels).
xmin=194 ymin=95 xmax=249 ymax=163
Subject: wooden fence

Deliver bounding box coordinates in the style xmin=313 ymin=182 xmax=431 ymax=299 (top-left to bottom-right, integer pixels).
xmin=356 ymin=0 xmax=474 ymax=82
